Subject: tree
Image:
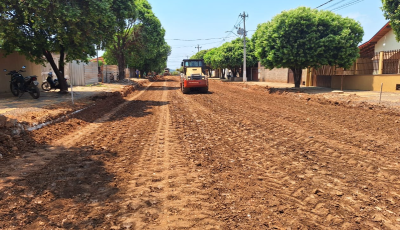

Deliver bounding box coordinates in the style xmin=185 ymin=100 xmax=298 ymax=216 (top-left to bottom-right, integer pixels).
xmin=104 ymin=0 xmax=167 ymax=79
xmin=382 ymin=0 xmax=400 ymax=41
xmin=205 ymin=38 xmax=257 ymax=78
xmin=204 ymin=47 xmax=226 ymax=78
xmin=253 ymin=7 xmax=363 ymax=88
xmin=190 ymin=49 xmax=208 ymax=59
xmin=0 ymin=0 xmax=125 ymax=92
xmin=138 ymin=41 xmax=171 ymax=73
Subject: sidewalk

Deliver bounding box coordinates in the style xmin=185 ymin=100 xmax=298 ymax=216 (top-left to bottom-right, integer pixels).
xmin=218 ymin=79 xmax=400 ymax=107
xmin=0 ymin=79 xmax=149 ymax=126
xmin=0 ymin=79 xmax=148 ymax=114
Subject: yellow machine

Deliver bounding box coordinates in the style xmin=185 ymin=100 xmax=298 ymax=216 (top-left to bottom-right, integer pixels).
xmin=180 ymin=59 xmax=208 ymax=94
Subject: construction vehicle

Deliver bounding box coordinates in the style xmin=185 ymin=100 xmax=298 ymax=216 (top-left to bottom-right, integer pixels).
xmin=164 ymin=68 xmax=170 ymax=76
xmin=180 ymin=59 xmax=208 ymax=94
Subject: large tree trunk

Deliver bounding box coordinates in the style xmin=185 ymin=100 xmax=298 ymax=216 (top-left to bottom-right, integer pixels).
xmin=117 ymin=53 xmax=125 ymax=81
xmin=232 ymin=68 xmax=237 ymax=78
xmin=291 ymin=67 xmax=302 ymax=88
xmin=58 ymin=46 xmax=68 ymax=93
xmin=43 ymin=48 xmax=68 ymax=93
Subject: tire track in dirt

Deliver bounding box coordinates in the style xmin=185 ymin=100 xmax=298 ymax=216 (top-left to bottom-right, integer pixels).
xmin=102 ymin=79 xmax=222 ymax=229
xmin=214 ymin=81 xmax=400 ymax=156
xmin=170 ymin=77 xmax=400 ymax=229
xmin=0 ymin=83 xmax=154 ymax=191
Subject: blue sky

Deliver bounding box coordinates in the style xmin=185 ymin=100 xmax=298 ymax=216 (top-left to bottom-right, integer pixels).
xmin=147 ymin=0 xmax=387 ymax=70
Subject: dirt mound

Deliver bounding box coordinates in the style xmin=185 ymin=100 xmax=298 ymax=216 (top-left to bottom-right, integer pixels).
xmin=0 ymin=84 xmax=142 ymax=161
xmin=0 ymin=115 xmax=37 ymax=160
xmin=225 ymin=82 xmax=400 ymax=115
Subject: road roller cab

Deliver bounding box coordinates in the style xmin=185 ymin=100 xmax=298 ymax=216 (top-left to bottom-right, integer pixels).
xmin=180 ymin=59 xmax=208 ymax=94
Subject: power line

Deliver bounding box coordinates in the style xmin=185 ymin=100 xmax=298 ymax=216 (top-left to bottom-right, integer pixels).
xmin=323 ymin=0 xmax=347 ymax=10
xmin=166 ymin=37 xmax=225 ymax=41
xmin=170 ymin=39 xmax=236 ymax=49
xmin=331 ymin=0 xmax=364 ymax=12
xmin=316 ymin=0 xmax=335 ymax=9
xmin=218 ymin=15 xmax=243 ymax=46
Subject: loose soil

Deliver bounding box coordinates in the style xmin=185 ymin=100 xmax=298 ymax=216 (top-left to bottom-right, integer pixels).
xmin=1 ymin=76 xmax=400 ymax=229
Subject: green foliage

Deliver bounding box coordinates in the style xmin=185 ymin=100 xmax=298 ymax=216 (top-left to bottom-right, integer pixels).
xmin=203 ymin=38 xmax=257 ymax=77
xmin=253 ymin=7 xmax=363 ymax=70
xmin=382 ymin=0 xmax=400 ymax=41
xmin=104 ymin=0 xmax=170 ymax=76
xmin=0 ymin=0 xmax=120 ymax=64
xmin=191 ymin=49 xmax=209 ymax=59
xmin=203 ymin=48 xmax=219 ymax=69
xmin=219 ymin=38 xmax=257 ymax=70
xmin=0 ymin=0 xmax=131 ymax=90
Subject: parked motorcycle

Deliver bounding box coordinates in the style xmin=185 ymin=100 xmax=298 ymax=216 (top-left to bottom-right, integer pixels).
xmin=41 ymin=72 xmax=70 ymax=91
xmin=5 ymin=66 xmax=40 ymax=99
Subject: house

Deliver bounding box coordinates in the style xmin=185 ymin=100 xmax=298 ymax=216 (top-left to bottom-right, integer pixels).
xmin=307 ymin=22 xmax=400 ymax=92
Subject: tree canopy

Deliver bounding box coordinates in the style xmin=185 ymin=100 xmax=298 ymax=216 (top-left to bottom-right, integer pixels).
xmin=0 ymin=0 xmax=128 ymax=91
xmin=253 ymin=7 xmax=363 ymax=87
xmin=203 ymin=38 xmax=257 ymax=78
xmin=382 ymin=0 xmax=400 ymax=41
xmin=190 ymin=49 xmax=209 ymax=60
xmin=104 ymin=0 xmax=169 ymax=76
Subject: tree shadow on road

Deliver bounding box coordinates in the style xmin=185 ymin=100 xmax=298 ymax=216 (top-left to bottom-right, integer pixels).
xmin=0 ymin=143 xmax=123 ymax=229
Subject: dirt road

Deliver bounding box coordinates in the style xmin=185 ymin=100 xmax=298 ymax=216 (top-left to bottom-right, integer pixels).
xmin=1 ymin=76 xmax=400 ymax=229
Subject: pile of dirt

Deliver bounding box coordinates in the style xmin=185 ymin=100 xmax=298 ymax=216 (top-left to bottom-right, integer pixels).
xmin=226 ymin=82 xmax=400 ymax=115
xmin=0 ymin=115 xmax=37 ymax=160
xmin=0 ymin=83 xmax=143 ymax=161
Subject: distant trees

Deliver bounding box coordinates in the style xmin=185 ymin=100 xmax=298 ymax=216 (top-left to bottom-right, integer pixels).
xmin=191 ymin=49 xmax=212 ymax=76
xmin=202 ymin=38 xmax=257 ymax=78
xmin=0 ymin=0 xmax=130 ymax=92
xmin=381 ymin=0 xmax=400 ymax=41
xmin=104 ymin=0 xmax=170 ymax=78
xmin=190 ymin=49 xmax=209 ymax=60
xmin=253 ymin=7 xmax=363 ymax=87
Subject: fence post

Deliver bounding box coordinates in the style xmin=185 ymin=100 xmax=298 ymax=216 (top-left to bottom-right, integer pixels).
xmin=378 ymin=51 xmax=384 ymax=74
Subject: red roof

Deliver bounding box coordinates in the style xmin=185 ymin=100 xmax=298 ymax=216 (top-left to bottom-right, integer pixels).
xmin=90 ymin=56 xmax=105 ymax=63
xmin=359 ymin=22 xmax=391 ymax=56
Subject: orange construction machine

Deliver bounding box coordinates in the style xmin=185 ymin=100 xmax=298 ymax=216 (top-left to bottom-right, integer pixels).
xmin=180 ymin=59 xmax=208 ymax=94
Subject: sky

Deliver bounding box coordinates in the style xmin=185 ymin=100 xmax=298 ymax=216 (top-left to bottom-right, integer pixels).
xmin=145 ymin=0 xmax=387 ymax=70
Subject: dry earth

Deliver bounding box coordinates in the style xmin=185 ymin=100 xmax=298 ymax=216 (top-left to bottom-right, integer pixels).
xmin=1 ymin=76 xmax=400 ymax=229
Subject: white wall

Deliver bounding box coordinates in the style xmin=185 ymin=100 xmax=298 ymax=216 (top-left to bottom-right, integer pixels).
xmin=375 ymin=30 xmax=400 ymax=52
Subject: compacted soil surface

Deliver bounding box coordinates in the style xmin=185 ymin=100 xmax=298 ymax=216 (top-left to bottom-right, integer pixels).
xmin=1 ymin=76 xmax=400 ymax=229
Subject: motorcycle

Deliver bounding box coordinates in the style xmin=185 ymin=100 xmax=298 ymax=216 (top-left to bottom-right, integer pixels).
xmin=41 ymin=72 xmax=70 ymax=91
xmin=5 ymin=66 xmax=40 ymax=99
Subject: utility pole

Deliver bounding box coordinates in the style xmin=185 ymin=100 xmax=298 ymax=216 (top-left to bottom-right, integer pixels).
xmin=195 ymin=44 xmax=202 ymax=53
xmin=239 ymin=11 xmax=248 ymax=82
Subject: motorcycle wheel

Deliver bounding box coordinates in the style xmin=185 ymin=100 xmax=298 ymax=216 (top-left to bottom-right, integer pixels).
xmin=41 ymin=82 xmax=51 ymax=91
xmin=10 ymin=83 xmax=20 ymax=97
xmin=28 ymin=85 xmax=40 ymax=99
